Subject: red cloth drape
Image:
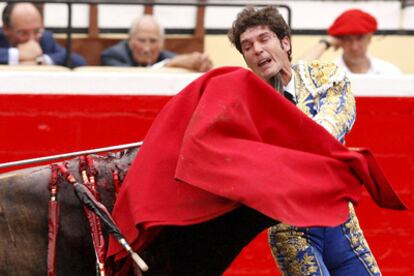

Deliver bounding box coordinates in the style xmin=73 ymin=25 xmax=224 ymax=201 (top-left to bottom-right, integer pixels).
xmin=107 ymin=66 xmax=405 ymax=262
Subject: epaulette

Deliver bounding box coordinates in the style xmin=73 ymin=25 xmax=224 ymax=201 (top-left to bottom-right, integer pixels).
xmin=295 ymin=60 xmax=347 ymax=96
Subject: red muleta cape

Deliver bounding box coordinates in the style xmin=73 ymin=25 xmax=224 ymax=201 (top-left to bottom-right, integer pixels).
xmin=107 ymin=66 xmax=405 ymax=261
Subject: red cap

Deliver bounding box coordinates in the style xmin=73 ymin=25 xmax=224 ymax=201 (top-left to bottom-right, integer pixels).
xmin=328 ymin=9 xmax=377 ymax=36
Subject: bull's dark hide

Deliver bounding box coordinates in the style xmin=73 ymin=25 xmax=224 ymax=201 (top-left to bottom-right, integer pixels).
xmin=0 ymin=147 xmax=275 ymax=276
xmin=0 ymin=149 xmax=136 ymax=276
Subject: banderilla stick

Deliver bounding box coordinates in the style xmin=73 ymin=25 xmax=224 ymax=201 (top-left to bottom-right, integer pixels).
xmin=58 ymin=164 xmax=149 ymax=272
xmin=0 ymin=141 xmax=143 ymax=169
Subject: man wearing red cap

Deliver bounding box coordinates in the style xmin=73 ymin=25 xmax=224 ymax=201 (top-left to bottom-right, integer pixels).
xmin=301 ymin=9 xmax=401 ymax=74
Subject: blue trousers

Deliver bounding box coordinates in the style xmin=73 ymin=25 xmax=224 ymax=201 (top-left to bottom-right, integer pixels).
xmin=268 ymin=205 xmax=381 ymax=275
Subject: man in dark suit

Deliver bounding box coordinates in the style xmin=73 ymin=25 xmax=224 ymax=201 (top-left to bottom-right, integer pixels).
xmin=0 ymin=2 xmax=85 ymax=67
xmin=101 ymin=15 xmax=212 ymax=72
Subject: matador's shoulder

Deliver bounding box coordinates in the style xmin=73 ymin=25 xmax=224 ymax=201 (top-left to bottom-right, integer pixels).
xmin=293 ymin=60 xmax=348 ymax=96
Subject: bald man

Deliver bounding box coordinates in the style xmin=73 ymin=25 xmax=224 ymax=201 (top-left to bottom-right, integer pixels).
xmin=101 ymin=15 xmax=212 ymax=72
xmin=0 ymin=2 xmax=85 ymax=67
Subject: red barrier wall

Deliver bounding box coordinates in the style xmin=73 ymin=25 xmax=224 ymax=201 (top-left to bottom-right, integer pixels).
xmin=0 ymin=95 xmax=413 ymax=275
xmin=0 ymin=95 xmax=171 ymax=165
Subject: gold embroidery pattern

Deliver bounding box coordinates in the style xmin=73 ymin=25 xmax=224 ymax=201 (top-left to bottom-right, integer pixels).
xmin=293 ymin=61 xmax=356 ymax=142
xmin=342 ymin=205 xmax=381 ymax=275
xmin=268 ymin=63 xmax=370 ymax=276
xmin=268 ymin=225 xmax=322 ymax=275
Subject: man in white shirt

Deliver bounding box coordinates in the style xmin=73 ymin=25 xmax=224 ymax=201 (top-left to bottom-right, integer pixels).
xmin=300 ymin=9 xmax=401 ymax=75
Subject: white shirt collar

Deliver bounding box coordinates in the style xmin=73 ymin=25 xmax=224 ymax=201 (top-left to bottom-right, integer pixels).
xmin=283 ymin=68 xmax=296 ymax=99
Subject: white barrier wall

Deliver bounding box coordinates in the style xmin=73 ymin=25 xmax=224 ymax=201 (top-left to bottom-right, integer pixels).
xmin=0 ymin=69 xmax=413 ymax=97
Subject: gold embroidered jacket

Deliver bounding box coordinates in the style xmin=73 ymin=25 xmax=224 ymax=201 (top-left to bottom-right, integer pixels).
xmin=293 ymin=60 xmax=356 ymax=142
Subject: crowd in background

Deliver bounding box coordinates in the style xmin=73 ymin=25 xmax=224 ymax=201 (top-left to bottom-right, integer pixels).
xmin=0 ymin=2 xmax=212 ymax=72
xmin=0 ymin=2 xmax=402 ymax=75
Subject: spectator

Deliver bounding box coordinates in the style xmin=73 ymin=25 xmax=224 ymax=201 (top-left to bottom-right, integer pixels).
xmin=300 ymin=9 xmax=401 ymax=74
xmin=0 ymin=2 xmax=86 ymax=68
xmin=101 ymin=15 xmax=212 ymax=72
